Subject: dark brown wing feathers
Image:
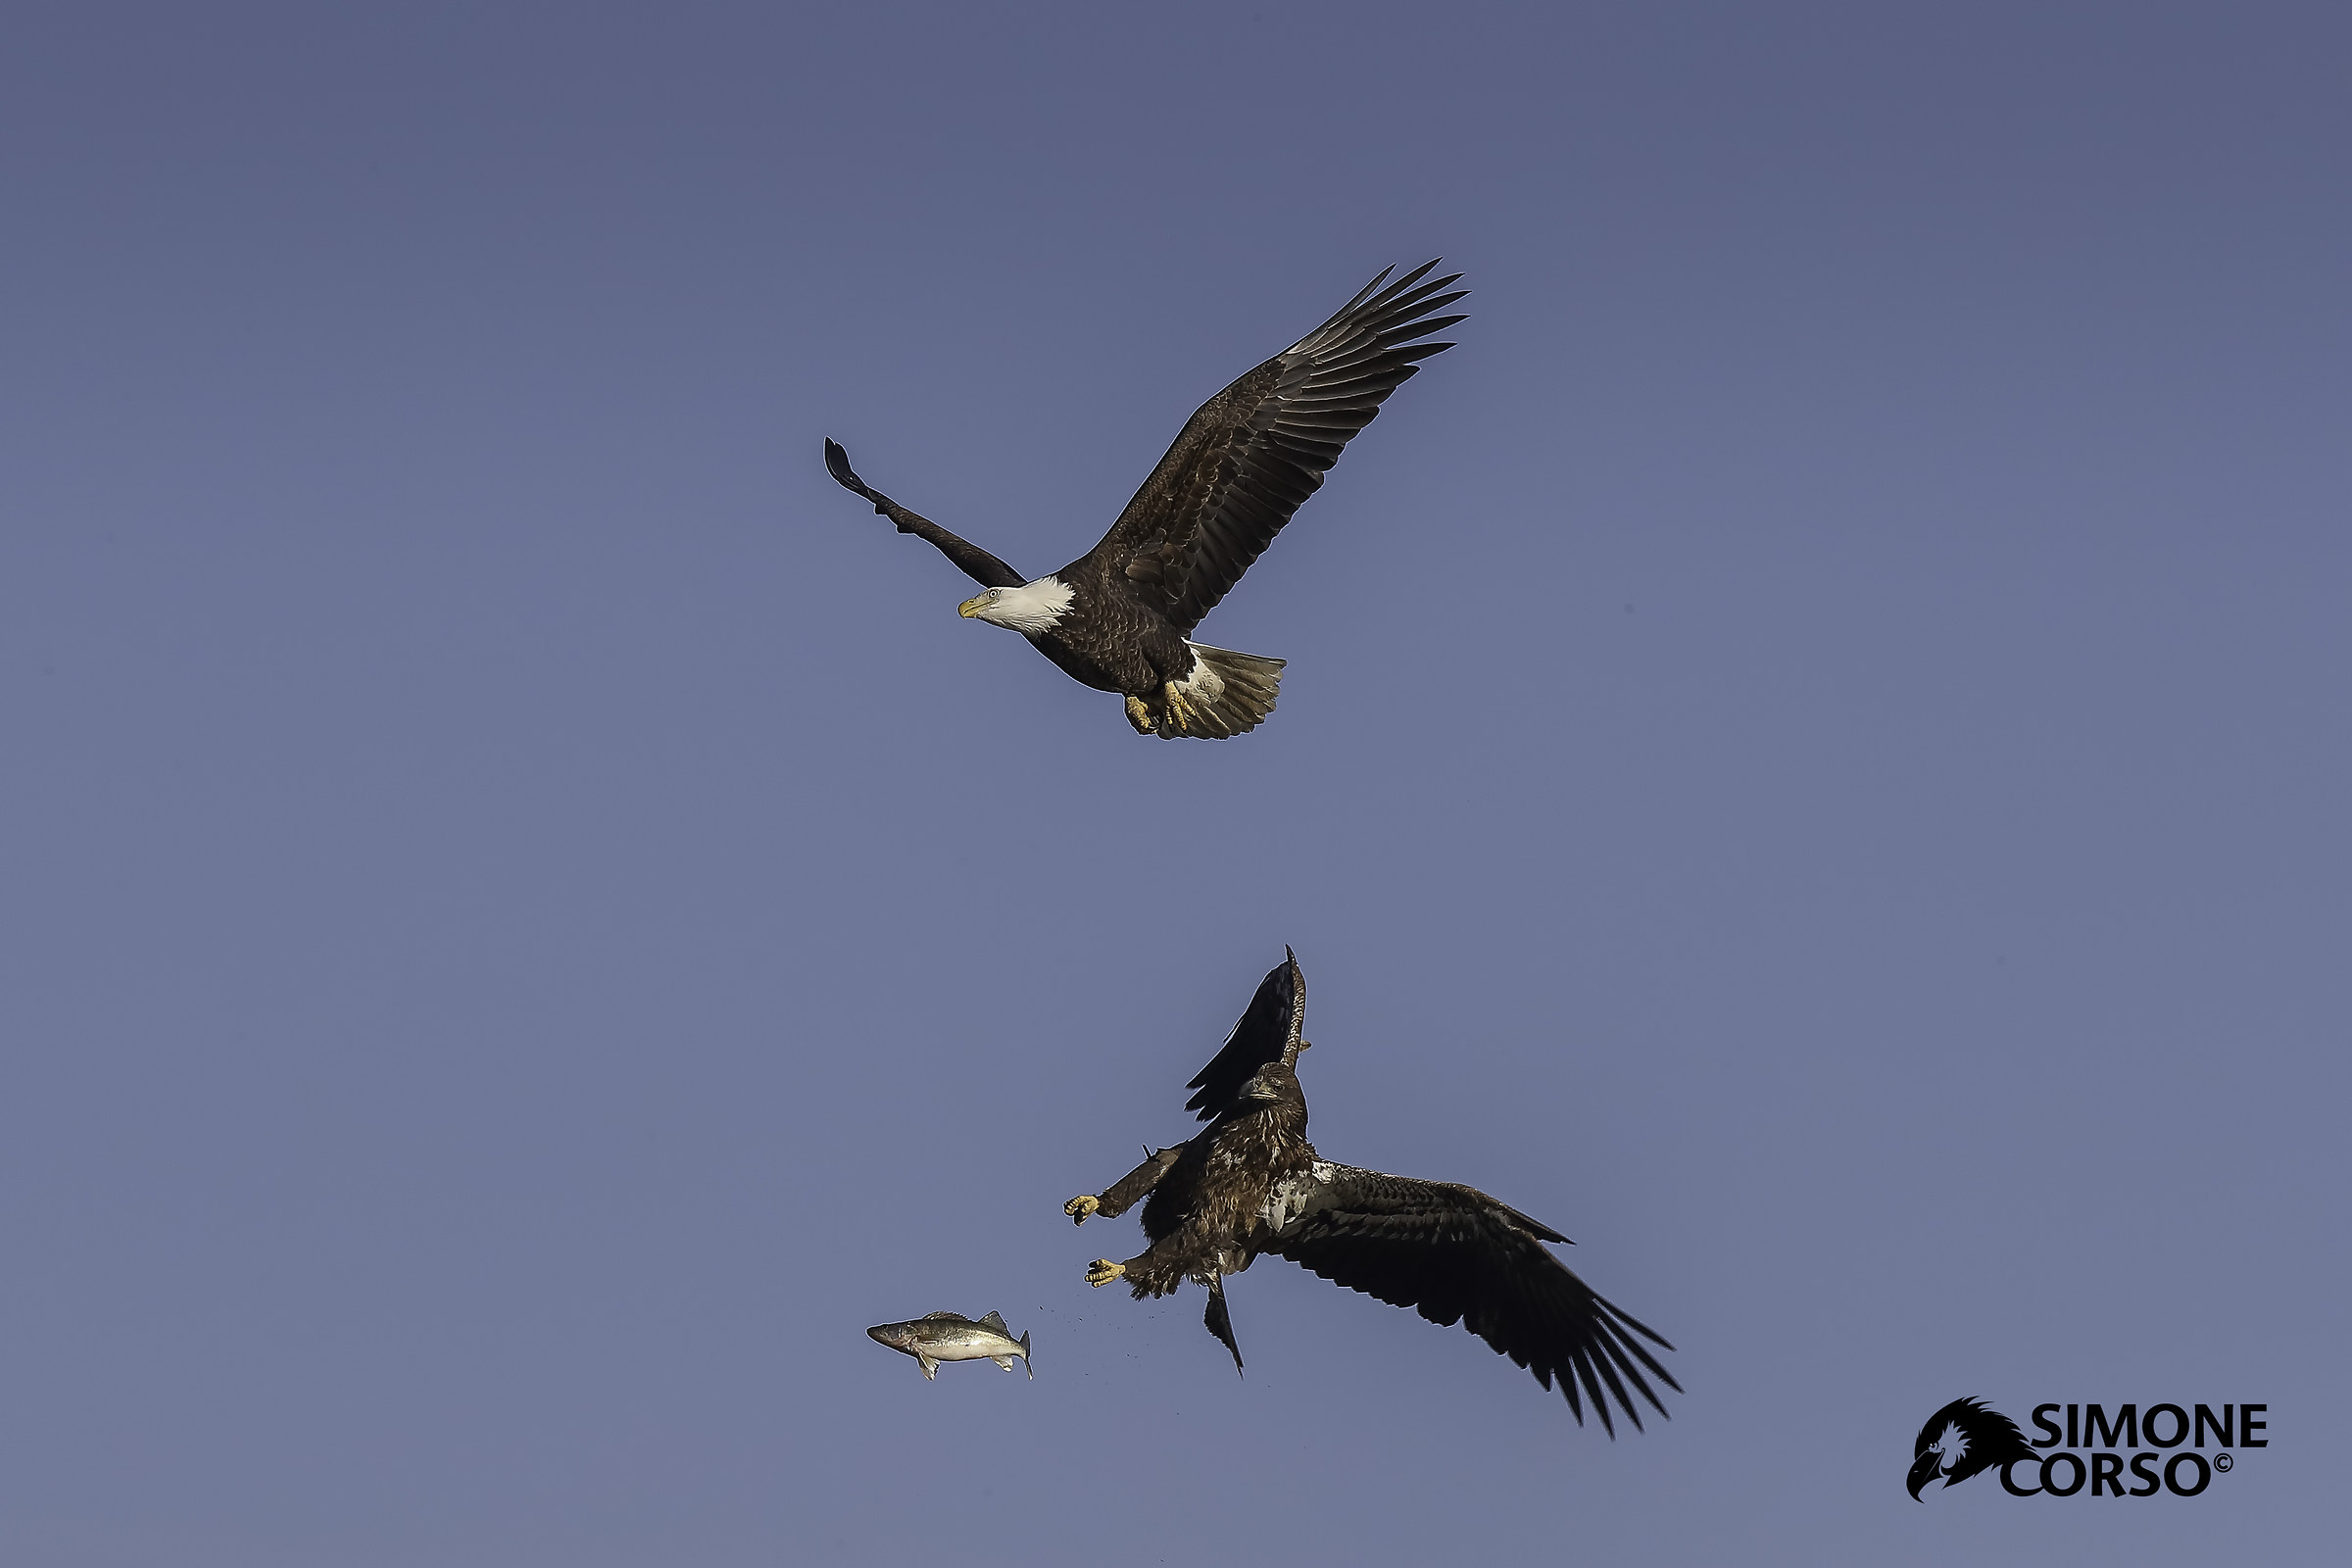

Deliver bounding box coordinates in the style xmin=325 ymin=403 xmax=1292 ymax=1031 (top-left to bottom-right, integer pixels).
xmin=1270 ymin=1165 xmax=1681 ymax=1436
xmin=1183 ymin=949 xmax=1308 ymax=1120
xmin=1089 ymin=263 xmax=1467 ymax=631
xmin=823 ymin=438 xmax=1027 ymax=590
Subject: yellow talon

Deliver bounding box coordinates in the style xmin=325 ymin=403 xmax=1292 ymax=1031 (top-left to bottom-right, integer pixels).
xmin=1160 ymin=681 xmax=1194 ymax=734
xmin=1064 ymin=1195 xmax=1101 ymax=1225
xmin=1124 ymin=695 xmax=1156 ymax=734
xmin=1086 ymin=1258 xmax=1126 ymax=1288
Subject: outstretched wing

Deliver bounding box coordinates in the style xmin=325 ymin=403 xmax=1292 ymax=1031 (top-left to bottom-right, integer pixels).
xmin=1083 ymin=264 xmax=1466 ymax=632
xmin=1266 ymin=1163 xmax=1679 ymax=1435
xmin=824 ymin=439 xmax=1026 ymax=590
xmin=1183 ymin=949 xmax=1308 ymax=1120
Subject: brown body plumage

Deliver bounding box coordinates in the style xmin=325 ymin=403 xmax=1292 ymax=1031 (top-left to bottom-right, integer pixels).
xmin=1121 ymin=1062 xmax=1315 ymax=1296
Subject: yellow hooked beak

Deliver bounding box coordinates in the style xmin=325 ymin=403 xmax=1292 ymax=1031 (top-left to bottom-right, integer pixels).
xmin=958 ymin=592 xmax=993 ymax=618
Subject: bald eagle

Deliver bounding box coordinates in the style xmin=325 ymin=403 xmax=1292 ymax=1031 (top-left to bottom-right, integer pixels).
xmin=824 ymin=263 xmax=1465 ymax=738
xmin=1064 ymin=952 xmax=1680 ymax=1432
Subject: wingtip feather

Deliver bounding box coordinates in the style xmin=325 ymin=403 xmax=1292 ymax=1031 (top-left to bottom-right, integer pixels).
xmin=823 ymin=438 xmax=866 ymax=493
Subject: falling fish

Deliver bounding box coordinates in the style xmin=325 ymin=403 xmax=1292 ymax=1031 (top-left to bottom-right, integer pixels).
xmin=866 ymin=1311 xmax=1032 ymax=1380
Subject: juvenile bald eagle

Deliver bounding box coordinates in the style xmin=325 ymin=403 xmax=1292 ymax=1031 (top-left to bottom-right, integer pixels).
xmin=1063 ymin=952 xmax=1680 ymax=1432
xmin=1907 ymin=1396 xmax=2039 ymax=1499
xmin=824 ymin=263 xmax=1465 ymax=738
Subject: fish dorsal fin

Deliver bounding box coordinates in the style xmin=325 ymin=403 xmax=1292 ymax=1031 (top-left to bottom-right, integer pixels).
xmin=921 ymin=1310 xmax=965 ymax=1322
xmin=979 ymin=1311 xmax=1008 ymax=1334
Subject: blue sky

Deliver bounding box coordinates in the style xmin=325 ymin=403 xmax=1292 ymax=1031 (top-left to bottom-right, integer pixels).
xmin=4 ymin=4 xmax=2347 ymax=1563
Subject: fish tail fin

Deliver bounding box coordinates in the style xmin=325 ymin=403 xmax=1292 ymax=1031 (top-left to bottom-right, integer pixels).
xmin=1156 ymin=644 xmax=1285 ymax=739
xmin=1021 ymin=1330 xmax=1033 ymax=1378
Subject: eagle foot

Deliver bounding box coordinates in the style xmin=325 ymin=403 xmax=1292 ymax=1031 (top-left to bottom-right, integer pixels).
xmin=1159 ymin=681 xmax=1198 ymax=736
xmin=1085 ymin=1258 xmax=1127 ymax=1288
xmin=1064 ymin=1195 xmax=1100 ymax=1225
xmin=1123 ymin=695 xmax=1157 ymax=734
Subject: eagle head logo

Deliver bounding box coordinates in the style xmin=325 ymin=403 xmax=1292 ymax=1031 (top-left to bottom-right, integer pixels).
xmin=1907 ymin=1396 xmax=2039 ymax=1500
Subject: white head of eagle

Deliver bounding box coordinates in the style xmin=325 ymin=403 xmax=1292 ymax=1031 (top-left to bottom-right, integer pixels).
xmin=959 ymin=576 xmax=1073 ymax=634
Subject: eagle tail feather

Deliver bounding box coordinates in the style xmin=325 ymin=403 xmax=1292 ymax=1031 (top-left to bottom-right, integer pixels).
xmin=1158 ymin=643 xmax=1285 ymax=739
xmin=1203 ymin=1276 xmax=1246 ymax=1375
